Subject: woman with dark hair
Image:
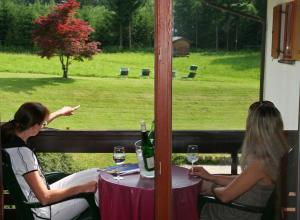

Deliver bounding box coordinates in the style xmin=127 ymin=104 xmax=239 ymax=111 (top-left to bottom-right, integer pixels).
xmin=191 ymin=101 xmax=290 ymax=220
xmin=1 ymin=102 xmax=99 ymax=220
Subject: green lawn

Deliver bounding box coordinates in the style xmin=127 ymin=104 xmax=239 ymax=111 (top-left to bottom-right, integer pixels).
xmin=0 ymin=51 xmax=260 ymax=169
xmin=0 ymin=51 xmax=259 ymax=80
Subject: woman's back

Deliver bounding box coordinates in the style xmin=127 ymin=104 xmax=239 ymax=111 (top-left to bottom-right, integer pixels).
xmin=235 ymin=183 xmax=274 ymax=206
xmin=201 ymin=183 xmax=274 ymax=220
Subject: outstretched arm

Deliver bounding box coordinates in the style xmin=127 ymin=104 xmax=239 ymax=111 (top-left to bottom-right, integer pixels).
xmin=47 ymin=105 xmax=80 ymax=124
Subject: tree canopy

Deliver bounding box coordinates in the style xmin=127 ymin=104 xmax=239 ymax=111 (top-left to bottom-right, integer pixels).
xmin=33 ymin=0 xmax=100 ymax=78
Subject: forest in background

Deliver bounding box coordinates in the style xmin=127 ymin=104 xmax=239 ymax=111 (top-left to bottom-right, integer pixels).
xmin=0 ymin=0 xmax=266 ymax=51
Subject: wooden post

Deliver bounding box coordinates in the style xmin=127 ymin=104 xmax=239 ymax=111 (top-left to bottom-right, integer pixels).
xmin=154 ymin=0 xmax=173 ymax=219
xmin=231 ymin=152 xmax=238 ymax=175
xmin=297 ymin=86 xmax=300 ymax=220
xmin=0 ymin=121 xmax=3 ymax=220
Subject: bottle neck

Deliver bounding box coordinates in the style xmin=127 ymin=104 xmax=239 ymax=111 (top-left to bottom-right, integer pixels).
xmin=141 ymin=131 xmax=148 ymax=139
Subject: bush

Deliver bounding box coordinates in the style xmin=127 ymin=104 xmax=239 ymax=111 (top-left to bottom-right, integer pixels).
xmin=172 ymin=153 xmax=234 ymax=166
xmin=37 ymin=153 xmax=77 ymax=173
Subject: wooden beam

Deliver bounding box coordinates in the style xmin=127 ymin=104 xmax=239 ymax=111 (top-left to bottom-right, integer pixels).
xmin=202 ymin=0 xmax=264 ymax=24
xmin=154 ymin=0 xmax=173 ymax=219
xmin=28 ymin=130 xmax=296 ymax=153
xmin=259 ymin=0 xmax=268 ymax=101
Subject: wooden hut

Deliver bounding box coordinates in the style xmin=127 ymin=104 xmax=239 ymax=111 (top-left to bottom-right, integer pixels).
xmin=172 ymin=36 xmax=190 ymax=56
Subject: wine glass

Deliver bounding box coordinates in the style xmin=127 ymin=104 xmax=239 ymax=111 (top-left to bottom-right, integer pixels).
xmin=113 ymin=146 xmax=126 ymax=181
xmin=187 ymin=145 xmax=199 ymax=174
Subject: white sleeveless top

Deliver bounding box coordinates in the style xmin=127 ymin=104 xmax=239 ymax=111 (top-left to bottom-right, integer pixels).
xmin=5 ymin=136 xmax=50 ymax=219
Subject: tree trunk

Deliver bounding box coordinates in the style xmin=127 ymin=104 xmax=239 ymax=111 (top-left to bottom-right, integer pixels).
xmin=215 ymin=24 xmax=219 ymax=51
xmin=226 ymin=31 xmax=229 ymax=50
xmin=59 ymin=55 xmax=69 ymax=79
xmin=195 ymin=21 xmax=198 ymax=49
xmin=235 ymin=25 xmax=238 ymax=50
xmin=129 ymin=19 xmax=132 ymax=49
xmin=65 ymin=56 xmax=69 ymax=78
xmin=119 ymin=23 xmax=123 ymax=50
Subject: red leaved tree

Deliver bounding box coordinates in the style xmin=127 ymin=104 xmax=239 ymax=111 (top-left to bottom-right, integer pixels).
xmin=33 ymin=0 xmax=100 ymax=78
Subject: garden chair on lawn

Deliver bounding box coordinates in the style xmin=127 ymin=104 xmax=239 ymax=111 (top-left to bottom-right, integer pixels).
xmin=141 ymin=68 xmax=150 ymax=78
xmin=172 ymin=71 xmax=176 ymax=78
xmin=182 ymin=65 xmax=198 ymax=79
xmin=120 ymin=67 xmax=129 ymax=77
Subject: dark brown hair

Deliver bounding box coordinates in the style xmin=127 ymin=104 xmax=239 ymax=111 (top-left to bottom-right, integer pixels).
xmin=1 ymin=102 xmax=49 ymax=146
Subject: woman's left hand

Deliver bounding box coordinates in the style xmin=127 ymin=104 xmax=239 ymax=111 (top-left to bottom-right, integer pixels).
xmin=189 ymin=166 xmax=212 ymax=180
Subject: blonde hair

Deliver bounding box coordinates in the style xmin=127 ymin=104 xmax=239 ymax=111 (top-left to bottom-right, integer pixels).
xmin=241 ymin=101 xmax=289 ymax=181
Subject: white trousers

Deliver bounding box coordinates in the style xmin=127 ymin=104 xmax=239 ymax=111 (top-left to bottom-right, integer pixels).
xmin=35 ymin=168 xmax=100 ymax=220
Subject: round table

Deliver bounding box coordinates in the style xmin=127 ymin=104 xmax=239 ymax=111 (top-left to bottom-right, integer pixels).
xmin=98 ymin=165 xmax=202 ymax=220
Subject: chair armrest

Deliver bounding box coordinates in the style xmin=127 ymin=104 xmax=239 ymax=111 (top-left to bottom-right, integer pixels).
xmin=199 ymin=195 xmax=265 ymax=214
xmin=23 ymin=192 xmax=95 ymax=208
xmin=44 ymin=172 xmax=70 ymax=184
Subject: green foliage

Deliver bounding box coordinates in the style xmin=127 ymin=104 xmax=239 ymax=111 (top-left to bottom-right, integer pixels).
xmin=102 ymin=0 xmax=146 ymax=48
xmin=173 ymin=0 xmax=265 ymax=50
xmin=132 ymin=1 xmax=154 ymax=47
xmin=0 ymin=0 xmax=15 ymax=46
xmin=0 ymin=0 xmax=52 ymax=48
xmin=37 ymin=153 xmax=77 ymax=173
xmin=78 ymin=5 xmax=115 ymax=46
xmin=0 ymin=0 xmax=266 ymax=50
xmin=172 ymin=154 xmax=233 ymax=165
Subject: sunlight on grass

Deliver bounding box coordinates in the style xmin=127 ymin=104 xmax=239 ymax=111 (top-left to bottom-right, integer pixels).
xmin=0 ymin=51 xmax=260 ymax=80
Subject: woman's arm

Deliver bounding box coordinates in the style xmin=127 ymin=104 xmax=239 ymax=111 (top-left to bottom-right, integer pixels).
xmin=213 ymin=160 xmax=268 ymax=203
xmin=47 ymin=105 xmax=80 ymax=124
xmin=190 ymin=166 xmax=237 ymax=186
xmin=24 ymin=171 xmax=96 ymax=205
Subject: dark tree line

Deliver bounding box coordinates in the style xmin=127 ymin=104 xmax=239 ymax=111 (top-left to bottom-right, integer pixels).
xmin=0 ymin=0 xmax=265 ymax=51
xmin=174 ymin=0 xmax=266 ymax=50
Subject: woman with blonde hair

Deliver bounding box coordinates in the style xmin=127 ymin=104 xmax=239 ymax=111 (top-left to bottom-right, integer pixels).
xmin=191 ymin=101 xmax=289 ymax=220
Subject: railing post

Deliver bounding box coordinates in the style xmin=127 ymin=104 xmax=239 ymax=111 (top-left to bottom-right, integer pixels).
xmin=231 ymin=151 xmax=238 ymax=175
xmin=0 ymin=122 xmax=3 ymax=220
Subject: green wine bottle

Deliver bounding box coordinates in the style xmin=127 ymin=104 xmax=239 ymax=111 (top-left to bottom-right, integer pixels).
xmin=140 ymin=120 xmax=155 ymax=171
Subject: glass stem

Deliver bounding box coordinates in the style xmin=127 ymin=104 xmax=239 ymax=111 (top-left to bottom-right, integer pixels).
xmin=192 ymin=162 xmax=194 ymax=174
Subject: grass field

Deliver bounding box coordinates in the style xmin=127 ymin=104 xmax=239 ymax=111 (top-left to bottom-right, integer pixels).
xmin=0 ymin=51 xmax=260 ymax=169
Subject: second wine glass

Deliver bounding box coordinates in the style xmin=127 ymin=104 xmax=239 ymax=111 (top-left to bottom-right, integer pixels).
xmin=113 ymin=146 xmax=126 ymax=181
xmin=187 ymin=145 xmax=199 ymax=174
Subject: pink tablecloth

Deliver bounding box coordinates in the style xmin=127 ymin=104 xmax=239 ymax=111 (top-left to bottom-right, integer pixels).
xmin=98 ymin=165 xmax=202 ymax=220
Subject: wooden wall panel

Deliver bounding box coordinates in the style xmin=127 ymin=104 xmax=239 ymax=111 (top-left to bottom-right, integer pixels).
xmin=292 ymin=1 xmax=300 ymax=60
xmin=272 ymin=5 xmax=282 ymax=59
